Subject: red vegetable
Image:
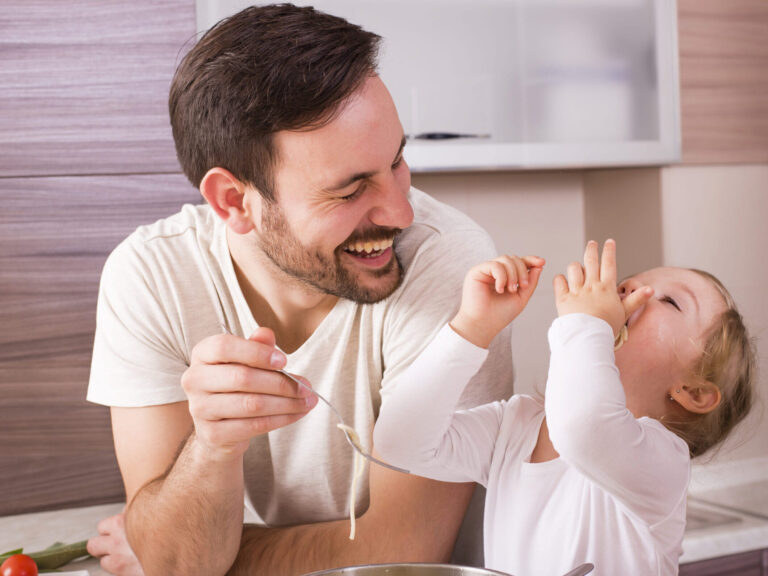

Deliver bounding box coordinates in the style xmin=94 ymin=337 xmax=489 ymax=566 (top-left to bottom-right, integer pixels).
xmin=0 ymin=554 xmax=38 ymax=576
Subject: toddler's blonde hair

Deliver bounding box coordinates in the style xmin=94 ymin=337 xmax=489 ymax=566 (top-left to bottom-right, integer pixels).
xmin=664 ymin=270 xmax=756 ymax=458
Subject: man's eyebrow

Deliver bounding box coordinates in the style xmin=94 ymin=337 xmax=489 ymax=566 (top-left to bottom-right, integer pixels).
xmin=325 ymin=135 xmax=406 ymax=192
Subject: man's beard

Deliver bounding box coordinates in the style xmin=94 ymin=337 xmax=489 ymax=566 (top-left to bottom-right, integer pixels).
xmin=257 ymin=201 xmax=404 ymax=304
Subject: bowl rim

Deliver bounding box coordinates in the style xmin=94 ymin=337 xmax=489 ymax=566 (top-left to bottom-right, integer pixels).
xmin=302 ymin=562 xmax=512 ymax=576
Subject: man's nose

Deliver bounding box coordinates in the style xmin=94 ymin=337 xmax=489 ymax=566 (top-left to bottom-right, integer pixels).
xmin=368 ymin=174 xmax=414 ymax=230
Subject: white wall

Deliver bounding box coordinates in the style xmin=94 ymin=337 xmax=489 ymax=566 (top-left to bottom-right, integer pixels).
xmin=661 ymin=164 xmax=768 ymax=463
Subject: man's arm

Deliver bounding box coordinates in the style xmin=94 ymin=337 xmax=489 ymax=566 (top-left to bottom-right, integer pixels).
xmin=114 ymin=328 xmax=318 ymax=576
xmin=229 ymin=455 xmax=475 ymax=575
xmin=109 ymin=402 xmax=474 ymax=576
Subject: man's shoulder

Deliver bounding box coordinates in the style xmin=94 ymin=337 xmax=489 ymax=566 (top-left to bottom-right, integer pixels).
xmin=408 ymin=187 xmax=487 ymax=237
xmin=102 ymin=203 xmax=218 ymax=287
xmin=111 ymin=203 xmax=215 ymax=261
xmin=129 ymin=203 xmax=214 ymax=245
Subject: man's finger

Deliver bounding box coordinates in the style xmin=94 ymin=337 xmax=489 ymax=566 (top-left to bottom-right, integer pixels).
xmin=247 ymin=326 xmax=277 ymax=347
xmin=191 ymin=333 xmax=286 ymax=370
xmin=186 ymin=364 xmax=311 ymax=397
xmin=192 ymin=391 xmax=317 ymax=421
xmin=197 ymin=413 xmax=312 ymax=441
xmin=87 ymin=534 xmax=112 ymax=557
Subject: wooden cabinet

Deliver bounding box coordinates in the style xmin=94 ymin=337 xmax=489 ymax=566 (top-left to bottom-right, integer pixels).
xmin=678 ymin=0 xmax=768 ymax=164
xmin=0 ymin=1 xmax=192 ymax=177
xmin=680 ymin=548 xmax=768 ymax=576
xmin=0 ymin=1 xmax=198 ymax=516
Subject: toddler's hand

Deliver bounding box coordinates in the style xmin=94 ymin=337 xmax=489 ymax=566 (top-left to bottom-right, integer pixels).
xmin=451 ymin=254 xmax=545 ymax=348
xmin=554 ymin=239 xmax=652 ymax=337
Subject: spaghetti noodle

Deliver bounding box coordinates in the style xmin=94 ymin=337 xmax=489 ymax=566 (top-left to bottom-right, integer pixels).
xmin=337 ymin=423 xmax=366 ymax=540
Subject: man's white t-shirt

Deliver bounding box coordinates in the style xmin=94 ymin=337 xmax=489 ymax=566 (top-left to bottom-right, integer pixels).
xmin=374 ymin=315 xmax=690 ymax=576
xmin=88 ymin=187 xmax=514 ymax=530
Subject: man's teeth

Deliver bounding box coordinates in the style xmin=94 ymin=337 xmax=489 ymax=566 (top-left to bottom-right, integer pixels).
xmin=344 ymin=237 xmax=394 ymax=255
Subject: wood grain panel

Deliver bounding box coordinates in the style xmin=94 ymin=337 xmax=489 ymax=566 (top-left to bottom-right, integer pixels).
xmin=678 ymin=0 xmax=768 ymax=164
xmin=0 ymin=173 xmax=200 ymax=516
xmin=0 ymin=0 xmax=196 ymax=177
xmin=679 ymin=547 xmax=765 ymax=575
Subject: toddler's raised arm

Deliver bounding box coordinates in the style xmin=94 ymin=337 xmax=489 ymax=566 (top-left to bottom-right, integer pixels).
xmin=450 ymin=255 xmax=544 ymax=349
xmin=374 ymin=254 xmax=543 ymax=480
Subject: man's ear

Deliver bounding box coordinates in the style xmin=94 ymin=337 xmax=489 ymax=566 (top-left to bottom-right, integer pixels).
xmin=671 ymin=381 xmax=722 ymax=415
xmin=199 ymin=167 xmax=258 ymax=234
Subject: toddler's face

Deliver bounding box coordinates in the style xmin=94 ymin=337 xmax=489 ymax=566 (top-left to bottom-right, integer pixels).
xmin=614 ymin=267 xmax=726 ymax=419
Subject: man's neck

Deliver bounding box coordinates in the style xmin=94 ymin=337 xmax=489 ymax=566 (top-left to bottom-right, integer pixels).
xmin=227 ymin=228 xmax=338 ymax=353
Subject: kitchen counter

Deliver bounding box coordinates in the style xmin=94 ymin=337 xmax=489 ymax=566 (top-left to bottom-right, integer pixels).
xmin=681 ymin=456 xmax=768 ymax=564
xmin=0 ymin=502 xmax=123 ymax=576
xmin=2 ymin=459 xmax=768 ymax=574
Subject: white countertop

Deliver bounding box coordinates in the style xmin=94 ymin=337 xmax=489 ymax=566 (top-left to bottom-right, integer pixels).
xmin=0 ymin=502 xmax=123 ymax=576
xmin=680 ymin=456 xmax=768 ymax=564
xmin=2 ymin=459 xmax=768 ymax=573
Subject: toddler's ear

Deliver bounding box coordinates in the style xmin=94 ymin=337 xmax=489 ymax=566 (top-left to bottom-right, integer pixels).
xmin=671 ymin=381 xmax=722 ymax=415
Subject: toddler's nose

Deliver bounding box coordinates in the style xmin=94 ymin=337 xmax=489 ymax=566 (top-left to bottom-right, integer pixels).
xmin=618 ymin=281 xmax=639 ymax=300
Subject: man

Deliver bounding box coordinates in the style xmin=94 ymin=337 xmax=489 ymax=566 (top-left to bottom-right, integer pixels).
xmin=86 ymin=4 xmax=513 ymax=575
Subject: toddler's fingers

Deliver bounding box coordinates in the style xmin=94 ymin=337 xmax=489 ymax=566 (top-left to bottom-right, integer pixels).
xmin=583 ymin=241 xmax=599 ymax=283
xmin=553 ymin=274 xmax=569 ymax=297
xmin=622 ymin=285 xmax=654 ymax=319
xmin=521 ymin=265 xmax=543 ymax=300
xmin=510 ymin=255 xmax=529 ymax=289
xmin=566 ymin=261 xmax=584 ymax=290
xmin=491 ymin=256 xmax=518 ymax=292
xmin=600 ymin=239 xmax=618 ymax=286
xmin=518 ymin=255 xmax=545 ymax=289
xmin=488 ymin=260 xmax=509 ymax=293
xmin=522 ymin=255 xmax=546 ymax=269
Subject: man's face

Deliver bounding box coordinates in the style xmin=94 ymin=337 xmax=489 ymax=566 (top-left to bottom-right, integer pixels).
xmin=252 ymin=75 xmax=414 ymax=303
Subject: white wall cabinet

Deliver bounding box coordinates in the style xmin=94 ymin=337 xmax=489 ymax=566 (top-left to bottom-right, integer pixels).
xmin=197 ymin=0 xmax=680 ymax=172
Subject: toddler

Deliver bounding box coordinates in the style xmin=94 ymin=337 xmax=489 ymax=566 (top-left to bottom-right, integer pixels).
xmin=374 ymin=240 xmax=755 ymax=576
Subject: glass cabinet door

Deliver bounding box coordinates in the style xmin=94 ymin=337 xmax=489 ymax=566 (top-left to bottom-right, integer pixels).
xmin=197 ymin=0 xmax=680 ymax=171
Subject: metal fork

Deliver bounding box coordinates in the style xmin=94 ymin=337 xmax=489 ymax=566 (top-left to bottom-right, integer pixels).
xmin=219 ymin=325 xmax=409 ymax=474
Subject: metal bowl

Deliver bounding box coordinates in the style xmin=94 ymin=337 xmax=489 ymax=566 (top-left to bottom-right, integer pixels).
xmin=304 ymin=563 xmax=512 ymax=576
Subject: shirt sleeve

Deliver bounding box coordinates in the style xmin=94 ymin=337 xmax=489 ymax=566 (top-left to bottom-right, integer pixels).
xmin=374 ymin=324 xmax=504 ymax=485
xmin=87 ymin=239 xmax=190 ymax=407
xmin=545 ymin=313 xmax=690 ymax=524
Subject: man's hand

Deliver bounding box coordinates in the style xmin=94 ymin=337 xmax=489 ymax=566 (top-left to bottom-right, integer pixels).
xmin=181 ymin=327 xmax=319 ymax=462
xmin=87 ymin=510 xmax=145 ymax=576
xmin=451 ymin=254 xmax=545 ymax=348
xmin=554 ymin=239 xmax=653 ymax=335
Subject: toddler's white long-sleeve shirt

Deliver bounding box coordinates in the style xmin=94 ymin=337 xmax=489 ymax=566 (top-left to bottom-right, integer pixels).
xmin=375 ymin=313 xmax=690 ymax=576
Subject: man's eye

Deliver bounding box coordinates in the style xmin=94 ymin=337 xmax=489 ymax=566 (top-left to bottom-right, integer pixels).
xmin=392 ymin=155 xmax=404 ymax=169
xmin=660 ymin=295 xmax=681 ymax=311
xmin=340 ymin=183 xmax=365 ymax=201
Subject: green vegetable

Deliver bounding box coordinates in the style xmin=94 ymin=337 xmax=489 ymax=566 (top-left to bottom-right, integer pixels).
xmin=0 ymin=548 xmax=24 ymax=562
xmin=0 ymin=541 xmax=90 ymax=571
xmin=29 ymin=541 xmax=90 ymax=570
